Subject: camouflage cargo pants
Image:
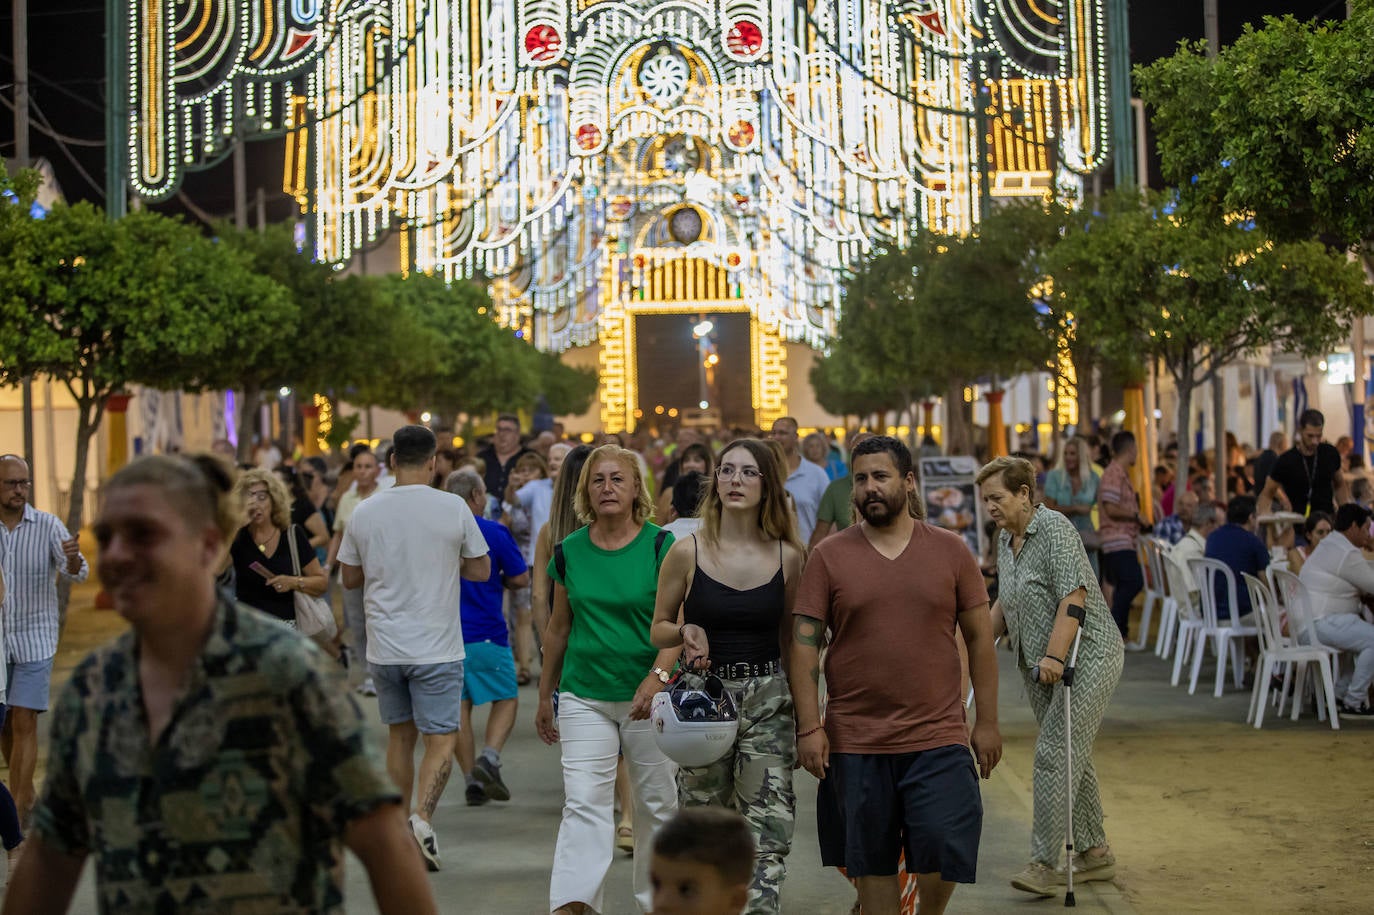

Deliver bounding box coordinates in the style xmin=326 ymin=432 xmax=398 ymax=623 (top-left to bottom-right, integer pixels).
xmin=677 ymin=671 xmax=796 ymax=915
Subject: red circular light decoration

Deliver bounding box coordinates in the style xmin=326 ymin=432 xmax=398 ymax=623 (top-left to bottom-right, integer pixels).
xmin=727 ymin=120 xmax=756 ymax=149
xmin=575 ymin=124 xmax=602 ymax=151
xmin=524 ymin=24 xmax=562 ymax=62
xmin=633 ymin=254 xmax=647 ymax=269
xmin=726 ymin=252 xmax=742 ymax=268
xmin=726 ymin=21 xmax=763 ymax=58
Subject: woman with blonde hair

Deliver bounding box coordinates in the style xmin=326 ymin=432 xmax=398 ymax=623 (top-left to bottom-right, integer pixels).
xmin=1043 ymin=436 xmax=1101 ymax=576
xmin=226 ymin=467 xmax=328 ymax=624
xmin=537 ymin=445 xmax=681 ymax=914
xmin=650 ymin=438 xmax=806 ymax=914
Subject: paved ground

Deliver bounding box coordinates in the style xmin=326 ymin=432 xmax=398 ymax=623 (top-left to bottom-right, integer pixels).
xmin=30 ymin=581 xmax=1137 ymax=914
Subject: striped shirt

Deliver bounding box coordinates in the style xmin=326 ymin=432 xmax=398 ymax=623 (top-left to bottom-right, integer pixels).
xmin=1 ymin=505 xmax=89 ymax=663
xmin=1096 ymin=461 xmax=1139 ymax=555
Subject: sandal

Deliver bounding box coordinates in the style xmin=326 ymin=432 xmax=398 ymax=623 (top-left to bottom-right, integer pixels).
xmin=517 ymin=668 xmax=532 ymax=686
xmin=615 ymin=824 xmax=634 ymax=855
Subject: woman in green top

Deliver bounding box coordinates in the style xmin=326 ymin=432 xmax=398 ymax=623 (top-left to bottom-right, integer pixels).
xmin=978 ymin=456 xmax=1124 ymax=899
xmin=1042 ymin=436 xmax=1101 ymax=576
xmin=537 ymin=445 xmax=681 ymax=915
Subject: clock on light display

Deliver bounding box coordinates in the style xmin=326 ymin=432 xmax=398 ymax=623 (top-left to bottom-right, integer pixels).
xmin=637 ymin=45 xmax=691 ymax=108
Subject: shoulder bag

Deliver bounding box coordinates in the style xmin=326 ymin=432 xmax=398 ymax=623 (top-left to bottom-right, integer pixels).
xmin=286 ymin=524 xmax=337 ymax=639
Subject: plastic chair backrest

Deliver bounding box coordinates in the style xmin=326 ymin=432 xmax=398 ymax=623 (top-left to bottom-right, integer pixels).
xmin=1142 ymin=538 xmax=1171 ymax=598
xmin=1189 ymin=557 xmax=1238 ymax=629
xmin=1271 ymin=568 xmax=1321 ymax=647
xmin=1242 ymin=573 xmax=1280 ymax=653
xmin=1139 ymin=535 xmax=1162 ymax=592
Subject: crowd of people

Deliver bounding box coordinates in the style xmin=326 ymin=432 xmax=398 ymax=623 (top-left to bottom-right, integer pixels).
xmin=3 ymin=402 xmax=1372 ymax=914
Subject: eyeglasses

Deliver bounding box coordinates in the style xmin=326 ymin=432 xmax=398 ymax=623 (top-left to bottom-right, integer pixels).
xmin=245 ymin=490 xmax=270 ymax=503
xmin=716 ymin=465 xmax=762 ymax=481
xmin=0 ymin=479 xmax=30 ymax=490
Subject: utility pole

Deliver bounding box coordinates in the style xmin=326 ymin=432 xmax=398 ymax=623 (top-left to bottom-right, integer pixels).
xmin=14 ymin=0 xmax=34 ymax=494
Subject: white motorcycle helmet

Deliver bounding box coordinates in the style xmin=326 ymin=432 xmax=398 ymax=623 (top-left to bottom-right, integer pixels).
xmin=651 ymin=675 xmax=739 ymax=768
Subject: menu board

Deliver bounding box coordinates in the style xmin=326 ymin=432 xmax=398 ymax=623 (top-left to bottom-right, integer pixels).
xmin=918 ymin=456 xmax=986 ymax=558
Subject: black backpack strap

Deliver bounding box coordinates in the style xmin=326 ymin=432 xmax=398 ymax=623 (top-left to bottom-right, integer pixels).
xmin=554 ymin=541 xmax=567 ymax=583
xmin=654 ymin=529 xmax=669 ymax=562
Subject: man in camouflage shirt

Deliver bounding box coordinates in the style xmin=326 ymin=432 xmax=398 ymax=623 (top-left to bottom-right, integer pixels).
xmin=4 ymin=455 xmax=436 ymax=914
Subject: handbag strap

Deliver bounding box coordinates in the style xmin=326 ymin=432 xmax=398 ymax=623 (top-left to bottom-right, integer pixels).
xmin=285 ymin=524 xmax=303 ymax=576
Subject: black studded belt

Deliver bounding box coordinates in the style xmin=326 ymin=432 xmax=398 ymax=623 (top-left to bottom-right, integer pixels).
xmin=708 ymin=659 xmax=783 ymax=679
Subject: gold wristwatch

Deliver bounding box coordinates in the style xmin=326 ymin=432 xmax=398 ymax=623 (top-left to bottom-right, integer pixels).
xmin=652 ymin=667 xmax=671 ymax=684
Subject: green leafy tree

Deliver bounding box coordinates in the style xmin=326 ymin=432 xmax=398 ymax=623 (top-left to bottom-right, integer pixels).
xmin=1048 ymin=189 xmax=1374 ymax=482
xmin=0 ymin=202 xmax=287 ymax=532
xmin=1137 ymin=6 xmax=1374 ymax=262
xmin=529 ymin=347 xmax=598 ymax=417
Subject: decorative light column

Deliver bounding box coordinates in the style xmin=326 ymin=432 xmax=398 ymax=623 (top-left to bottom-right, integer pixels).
xmin=985 ymin=390 xmax=1008 ymax=459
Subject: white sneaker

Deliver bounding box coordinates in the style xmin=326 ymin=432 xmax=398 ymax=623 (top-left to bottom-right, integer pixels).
xmin=408 ymin=814 xmax=440 ymax=871
xmin=355 ymin=677 xmax=377 ymax=698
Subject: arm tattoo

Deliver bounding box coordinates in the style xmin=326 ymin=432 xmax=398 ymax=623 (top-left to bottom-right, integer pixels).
xmin=794 ymin=617 xmax=823 ymax=648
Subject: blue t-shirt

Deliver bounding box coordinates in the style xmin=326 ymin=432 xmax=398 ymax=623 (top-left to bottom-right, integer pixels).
xmin=1204 ymin=523 xmax=1269 ymax=620
xmin=460 ymin=517 xmax=528 ymax=646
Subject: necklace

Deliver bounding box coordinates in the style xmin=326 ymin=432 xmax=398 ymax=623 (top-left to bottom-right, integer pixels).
xmin=254 ymin=529 xmax=278 ymax=554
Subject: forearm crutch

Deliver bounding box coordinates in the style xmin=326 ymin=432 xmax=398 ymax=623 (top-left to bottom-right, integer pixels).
xmin=1035 ymin=605 xmax=1086 ymax=907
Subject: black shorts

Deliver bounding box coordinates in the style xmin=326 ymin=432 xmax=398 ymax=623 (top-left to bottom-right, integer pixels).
xmin=817 ymin=744 xmax=982 ymax=883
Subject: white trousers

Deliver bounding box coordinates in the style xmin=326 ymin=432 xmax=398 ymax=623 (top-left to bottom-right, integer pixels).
xmin=549 ymin=692 xmax=678 ymax=913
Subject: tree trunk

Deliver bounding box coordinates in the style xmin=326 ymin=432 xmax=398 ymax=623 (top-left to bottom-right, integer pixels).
xmin=1174 ymin=364 xmax=1194 ymax=508
xmin=1213 ymin=364 xmax=1227 ymax=504
xmin=944 ymin=378 xmax=971 ymax=456
xmin=236 ymin=384 xmax=261 ymax=464
xmin=59 ymin=392 xmax=104 ymax=632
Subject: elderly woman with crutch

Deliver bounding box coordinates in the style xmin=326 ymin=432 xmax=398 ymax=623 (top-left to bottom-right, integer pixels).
xmin=977 ymin=456 xmax=1125 ymax=899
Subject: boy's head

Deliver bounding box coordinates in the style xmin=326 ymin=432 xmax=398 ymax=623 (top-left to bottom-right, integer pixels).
xmin=651 ymin=808 xmax=754 ymax=915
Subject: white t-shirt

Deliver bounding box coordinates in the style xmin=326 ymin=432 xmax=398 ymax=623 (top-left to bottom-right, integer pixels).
xmin=662 ymin=517 xmax=703 ymax=539
xmin=785 ymin=459 xmax=831 ymax=543
xmin=338 ymin=485 xmax=489 ymax=665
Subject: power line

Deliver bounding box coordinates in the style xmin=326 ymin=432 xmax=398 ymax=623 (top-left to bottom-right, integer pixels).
xmin=0 ymin=51 xmax=106 ymax=115
xmin=16 ymin=96 xmax=105 ymax=198
xmin=0 ymin=95 xmax=102 ymax=146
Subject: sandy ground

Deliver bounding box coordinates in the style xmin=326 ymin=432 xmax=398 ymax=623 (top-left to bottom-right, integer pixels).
xmin=22 ymin=584 xmax=1374 ymax=913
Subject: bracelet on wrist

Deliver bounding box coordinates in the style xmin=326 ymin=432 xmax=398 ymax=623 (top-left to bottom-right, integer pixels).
xmin=1045 ymin=654 xmax=1065 ymax=666
xmin=796 ymin=725 xmax=823 ymax=739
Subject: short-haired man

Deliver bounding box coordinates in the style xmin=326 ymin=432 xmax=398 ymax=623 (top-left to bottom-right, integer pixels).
xmin=0 ymin=454 xmax=88 ymax=822
xmin=661 ymin=472 xmax=706 ymax=539
xmin=1096 ymin=432 xmax=1146 ymax=643
xmin=809 ymin=432 xmax=875 ymax=550
xmin=1203 ymin=495 xmax=1269 ymax=623
xmin=1258 ymin=410 xmax=1349 ymax=524
xmin=445 ymin=469 xmax=529 ymax=805
xmin=1167 ymin=501 xmax=1220 ymax=605
xmin=790 ymin=436 xmax=1001 ymax=915
xmin=477 ymin=413 xmax=532 ymax=520
xmin=651 ymin=807 xmax=756 ymax=915
xmin=1155 ymin=488 xmax=1200 ymax=547
xmin=5 ymin=454 xmax=435 ymax=914
xmin=1297 ymin=503 xmax=1374 ymax=719
xmin=770 ymin=417 xmax=830 ymax=543
xmin=338 ymin=426 xmax=492 ymax=870
xmin=327 ymin=447 xmax=384 ymax=697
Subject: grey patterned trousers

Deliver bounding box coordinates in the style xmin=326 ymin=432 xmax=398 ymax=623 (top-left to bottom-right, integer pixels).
xmin=1020 ymin=648 xmax=1122 ymax=867
xmin=676 ymin=672 xmax=796 ymax=915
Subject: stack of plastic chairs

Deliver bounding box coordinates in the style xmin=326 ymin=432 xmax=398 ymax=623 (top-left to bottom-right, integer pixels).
xmin=1186 ymin=558 xmax=1260 ymax=697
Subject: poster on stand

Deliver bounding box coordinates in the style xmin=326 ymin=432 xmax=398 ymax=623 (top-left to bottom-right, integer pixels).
xmin=918 ymin=456 xmax=986 ymax=559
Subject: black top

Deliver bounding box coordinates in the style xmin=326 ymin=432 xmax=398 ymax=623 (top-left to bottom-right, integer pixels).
xmin=477 ymin=445 xmax=532 ymax=510
xmin=1269 ymin=443 xmax=1341 ymax=515
xmin=291 ymin=496 xmax=327 ymax=532
xmin=230 ymin=525 xmax=316 ymax=621
xmin=682 ymin=536 xmax=785 ymax=665
xmin=1254 ymin=448 xmax=1279 ymax=495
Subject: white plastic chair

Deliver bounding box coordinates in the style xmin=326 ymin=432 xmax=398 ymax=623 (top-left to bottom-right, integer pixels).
xmin=1141 ymin=539 xmax=1177 ymax=656
xmin=1270 ymin=568 xmax=1343 ymax=721
xmin=1186 ymin=558 xmax=1260 ymax=697
xmin=1164 ymin=558 xmax=1206 ymax=684
xmin=1242 ymin=573 xmax=1340 ymax=729
xmin=1132 ymin=535 xmax=1163 ymax=651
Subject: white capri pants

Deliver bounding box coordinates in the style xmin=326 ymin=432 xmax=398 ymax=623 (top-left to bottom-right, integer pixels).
xmin=549 ymin=692 xmax=678 ymax=913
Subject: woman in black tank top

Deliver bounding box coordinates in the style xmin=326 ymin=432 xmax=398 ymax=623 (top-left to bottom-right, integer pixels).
xmin=651 ymin=439 xmax=806 ymax=914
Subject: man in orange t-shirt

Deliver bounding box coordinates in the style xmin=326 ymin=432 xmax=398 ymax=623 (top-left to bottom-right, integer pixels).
xmin=789 ymin=436 xmax=1002 ymax=915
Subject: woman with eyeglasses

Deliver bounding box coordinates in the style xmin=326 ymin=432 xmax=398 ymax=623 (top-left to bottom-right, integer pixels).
xmin=224 ymin=468 xmax=327 ymax=625
xmin=650 ymin=438 xmax=806 ymax=914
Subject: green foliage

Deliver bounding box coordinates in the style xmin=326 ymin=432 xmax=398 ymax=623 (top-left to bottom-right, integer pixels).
xmin=1137 ymin=6 xmax=1374 ymax=248
xmin=324 ymin=411 xmax=361 ymax=451
xmin=1048 ymin=188 xmax=1374 ymax=475
xmin=532 ymin=348 xmax=598 ymax=417
xmin=822 ymin=201 xmax=1063 ymax=425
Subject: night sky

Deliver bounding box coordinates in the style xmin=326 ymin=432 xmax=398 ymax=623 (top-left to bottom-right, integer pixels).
xmin=0 ymin=1 xmax=1346 ymax=223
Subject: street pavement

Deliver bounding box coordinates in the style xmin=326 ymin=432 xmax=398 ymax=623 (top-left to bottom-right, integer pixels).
xmin=43 ymin=584 xmax=1137 ymax=914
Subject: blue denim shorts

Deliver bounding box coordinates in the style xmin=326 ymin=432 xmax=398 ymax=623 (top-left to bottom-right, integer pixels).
xmin=370 ymin=660 xmax=464 ymax=734
xmin=461 ymin=641 xmax=518 ymax=706
xmin=6 ymin=657 xmax=55 ymax=712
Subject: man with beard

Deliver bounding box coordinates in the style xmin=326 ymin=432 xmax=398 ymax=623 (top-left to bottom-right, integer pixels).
xmin=788 ymin=436 xmax=1001 ymax=915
